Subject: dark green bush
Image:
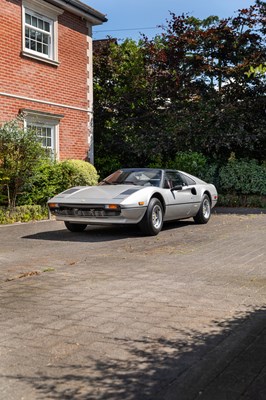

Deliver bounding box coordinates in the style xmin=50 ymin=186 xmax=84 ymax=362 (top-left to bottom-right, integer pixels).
xmin=219 ymin=159 xmax=266 ymax=195
xmin=166 ymin=151 xmax=208 ymax=177
xmin=159 ymin=153 xmax=266 ymax=207
xmin=217 ymin=194 xmax=266 ymax=208
xmin=164 ymin=151 xmax=220 ymax=185
xmin=95 ymin=155 xmax=122 ymax=180
xmin=201 ymin=163 xmax=220 ymax=186
xmin=18 ymin=160 xmax=63 ymax=206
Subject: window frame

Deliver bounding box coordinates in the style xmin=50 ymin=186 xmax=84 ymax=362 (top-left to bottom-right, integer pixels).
xmin=22 ymin=109 xmax=64 ymax=160
xmin=28 ymin=123 xmax=56 ymax=152
xmin=179 ymin=172 xmax=196 ymax=186
xmin=164 ymin=171 xmax=188 ymax=188
xmin=22 ymin=0 xmax=63 ymax=65
xmin=24 ymin=10 xmax=53 ymax=60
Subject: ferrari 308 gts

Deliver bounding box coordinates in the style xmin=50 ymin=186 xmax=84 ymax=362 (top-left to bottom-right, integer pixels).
xmin=48 ymin=168 xmax=218 ymax=236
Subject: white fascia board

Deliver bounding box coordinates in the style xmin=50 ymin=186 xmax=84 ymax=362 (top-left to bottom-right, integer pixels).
xmin=23 ymin=0 xmax=64 ymax=18
xmin=48 ymin=0 xmax=107 ymax=25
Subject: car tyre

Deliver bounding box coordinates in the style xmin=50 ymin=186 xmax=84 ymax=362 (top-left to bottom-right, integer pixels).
xmin=64 ymin=221 xmax=87 ymax=232
xmin=193 ymin=194 xmax=211 ymax=224
xmin=139 ymin=198 xmax=163 ymax=236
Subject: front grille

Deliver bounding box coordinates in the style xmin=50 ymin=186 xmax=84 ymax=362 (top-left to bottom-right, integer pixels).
xmin=53 ymin=206 xmax=120 ymax=218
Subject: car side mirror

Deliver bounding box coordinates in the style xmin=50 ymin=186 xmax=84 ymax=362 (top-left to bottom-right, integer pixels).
xmin=171 ymin=185 xmax=183 ymax=192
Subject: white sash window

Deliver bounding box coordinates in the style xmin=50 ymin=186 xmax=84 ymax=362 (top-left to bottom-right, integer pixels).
xmin=22 ymin=109 xmax=64 ymax=160
xmin=25 ymin=11 xmax=53 ymax=58
xmin=22 ymin=0 xmax=63 ymax=64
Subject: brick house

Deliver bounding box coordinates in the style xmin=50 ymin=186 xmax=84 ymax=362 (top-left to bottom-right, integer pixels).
xmin=0 ymin=0 xmax=107 ymax=163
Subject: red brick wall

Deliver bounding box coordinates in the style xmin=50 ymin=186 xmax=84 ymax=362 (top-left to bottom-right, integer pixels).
xmin=0 ymin=0 xmax=91 ymax=160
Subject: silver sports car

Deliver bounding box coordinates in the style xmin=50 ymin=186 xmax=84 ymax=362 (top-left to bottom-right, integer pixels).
xmin=48 ymin=168 xmax=218 ymax=236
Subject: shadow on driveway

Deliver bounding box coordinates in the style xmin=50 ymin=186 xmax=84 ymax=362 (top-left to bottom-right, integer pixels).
xmin=1 ymin=307 xmax=265 ymax=400
xmin=22 ymin=220 xmax=195 ymax=243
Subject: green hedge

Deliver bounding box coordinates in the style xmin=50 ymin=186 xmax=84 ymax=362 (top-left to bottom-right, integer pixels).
xmin=166 ymin=152 xmax=266 ymax=207
xmin=219 ymin=159 xmax=266 ymax=195
xmin=166 ymin=151 xmax=208 ymax=177
xmin=0 ymin=205 xmax=48 ymax=224
xmin=217 ymin=194 xmax=266 ymax=208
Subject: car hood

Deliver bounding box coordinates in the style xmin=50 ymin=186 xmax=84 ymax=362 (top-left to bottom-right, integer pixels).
xmin=49 ymin=185 xmax=142 ymax=204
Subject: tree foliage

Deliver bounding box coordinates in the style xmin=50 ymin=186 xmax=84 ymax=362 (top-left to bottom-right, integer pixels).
xmin=93 ymin=4 xmax=266 ymax=177
xmin=0 ymin=119 xmax=49 ymax=208
xmin=93 ymin=39 xmax=165 ymax=176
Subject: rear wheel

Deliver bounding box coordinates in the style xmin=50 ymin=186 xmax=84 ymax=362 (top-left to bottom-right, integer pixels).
xmin=193 ymin=194 xmax=211 ymax=224
xmin=64 ymin=221 xmax=87 ymax=232
xmin=139 ymin=198 xmax=163 ymax=236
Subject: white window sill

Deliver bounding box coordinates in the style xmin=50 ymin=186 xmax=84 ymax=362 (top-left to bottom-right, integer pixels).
xmin=21 ymin=51 xmax=60 ymax=67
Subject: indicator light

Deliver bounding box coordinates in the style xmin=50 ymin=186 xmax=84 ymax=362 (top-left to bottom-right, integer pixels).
xmin=48 ymin=203 xmax=58 ymax=208
xmin=105 ymin=204 xmax=119 ymax=209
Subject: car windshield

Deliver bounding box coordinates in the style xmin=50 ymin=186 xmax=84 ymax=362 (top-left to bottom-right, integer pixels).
xmin=99 ymin=169 xmax=163 ymax=187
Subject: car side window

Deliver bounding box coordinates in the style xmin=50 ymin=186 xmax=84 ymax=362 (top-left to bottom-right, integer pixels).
xmin=179 ymin=173 xmax=196 ymax=186
xmin=164 ymin=172 xmax=187 ymax=188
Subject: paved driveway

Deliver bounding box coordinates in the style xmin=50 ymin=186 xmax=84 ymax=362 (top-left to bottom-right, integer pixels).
xmin=0 ymin=213 xmax=265 ymax=400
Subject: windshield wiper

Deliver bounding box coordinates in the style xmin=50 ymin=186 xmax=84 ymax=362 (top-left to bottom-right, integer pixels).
xmin=101 ymin=179 xmax=119 ymax=185
xmin=120 ymin=181 xmax=137 ymax=185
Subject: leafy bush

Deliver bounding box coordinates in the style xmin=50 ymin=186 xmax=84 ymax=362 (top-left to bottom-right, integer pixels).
xmin=168 ymin=154 xmax=266 ymax=200
xmin=219 ymin=159 xmax=266 ymax=195
xmin=18 ymin=160 xmax=62 ymax=206
xmin=59 ymin=159 xmax=98 ymax=188
xmin=0 ymin=205 xmax=48 ymax=224
xmin=18 ymin=159 xmax=98 ymax=206
xmin=201 ymin=163 xmax=220 ymax=186
xmin=0 ymin=119 xmax=49 ymax=208
xmin=147 ymin=155 xmax=164 ymax=169
xmin=166 ymin=151 xmax=208 ymax=177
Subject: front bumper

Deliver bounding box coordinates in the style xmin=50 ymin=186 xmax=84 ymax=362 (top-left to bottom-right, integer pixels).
xmin=49 ymin=204 xmax=147 ymax=225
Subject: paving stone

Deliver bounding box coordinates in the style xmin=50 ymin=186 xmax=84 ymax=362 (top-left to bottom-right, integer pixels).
xmin=0 ymin=214 xmax=265 ymax=399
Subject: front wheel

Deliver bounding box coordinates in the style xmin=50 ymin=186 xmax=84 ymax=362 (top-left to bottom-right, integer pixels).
xmin=138 ymin=198 xmax=163 ymax=236
xmin=193 ymin=194 xmax=211 ymax=224
xmin=64 ymin=221 xmax=87 ymax=232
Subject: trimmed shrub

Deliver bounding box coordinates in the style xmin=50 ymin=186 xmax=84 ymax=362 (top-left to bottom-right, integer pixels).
xmin=17 ymin=159 xmax=98 ymax=206
xmin=219 ymin=159 xmax=266 ymax=195
xmin=59 ymin=159 xmax=98 ymax=188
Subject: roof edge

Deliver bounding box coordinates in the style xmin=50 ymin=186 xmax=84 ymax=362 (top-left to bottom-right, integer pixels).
xmin=47 ymin=0 xmax=107 ymax=25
